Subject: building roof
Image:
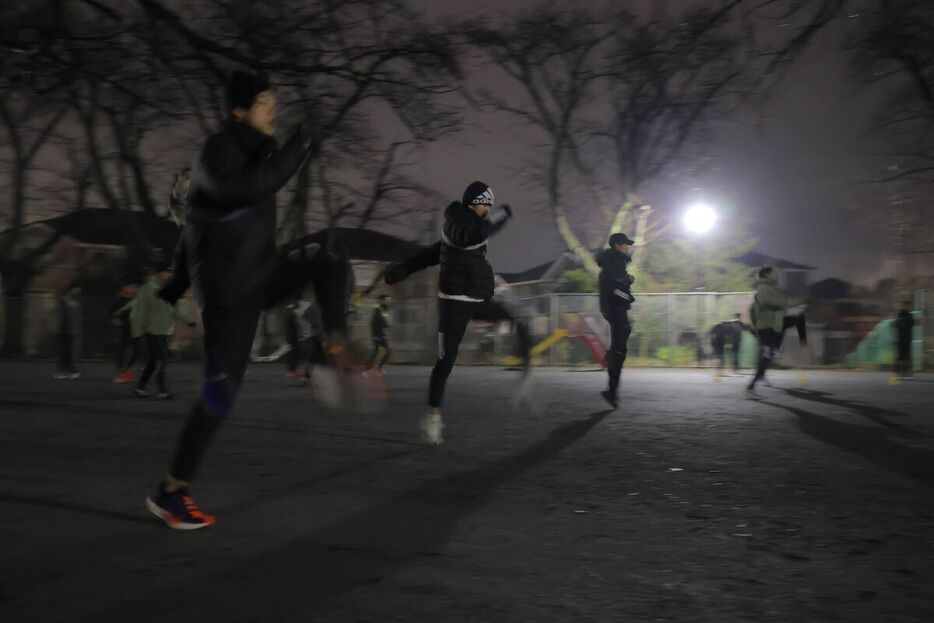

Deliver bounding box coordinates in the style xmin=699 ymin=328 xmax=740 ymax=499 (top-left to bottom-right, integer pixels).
xmin=318 ymin=227 xmax=425 ymax=262
xmin=734 ymin=251 xmax=816 ymax=271
xmin=808 ymin=277 xmax=853 ymax=300
xmin=4 ymin=213 xmax=425 ymax=263
xmin=497 ymin=261 xmax=555 ymax=285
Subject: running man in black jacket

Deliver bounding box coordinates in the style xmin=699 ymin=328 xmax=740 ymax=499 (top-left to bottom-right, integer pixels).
xmin=145 ymin=71 xmax=350 ymax=529
xmin=596 ymin=233 xmax=636 ymax=408
xmin=383 ymin=181 xmax=531 ymax=445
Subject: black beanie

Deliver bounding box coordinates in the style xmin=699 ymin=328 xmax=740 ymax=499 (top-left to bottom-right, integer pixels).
xmin=462 ymin=181 xmax=494 ymax=207
xmin=226 ymin=70 xmax=271 ymax=111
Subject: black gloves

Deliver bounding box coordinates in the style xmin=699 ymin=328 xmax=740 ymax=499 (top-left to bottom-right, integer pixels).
xmin=501 ymin=203 xmax=513 ymax=219
xmin=384 ymin=263 xmax=408 ymax=285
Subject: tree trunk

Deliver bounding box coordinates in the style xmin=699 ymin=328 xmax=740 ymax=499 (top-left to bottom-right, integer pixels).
xmin=628 ymin=204 xmax=654 ymax=277
xmin=0 ymin=290 xmax=26 ymax=357
xmin=554 ymin=203 xmax=600 ymax=276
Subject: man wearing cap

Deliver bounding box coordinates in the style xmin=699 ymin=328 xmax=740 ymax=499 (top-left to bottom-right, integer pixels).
xmin=383 ymin=181 xmax=531 ymax=445
xmin=596 ymin=233 xmax=636 ymax=408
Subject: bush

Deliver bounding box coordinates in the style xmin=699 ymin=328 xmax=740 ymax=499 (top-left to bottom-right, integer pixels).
xmin=655 ymin=345 xmax=695 ymax=366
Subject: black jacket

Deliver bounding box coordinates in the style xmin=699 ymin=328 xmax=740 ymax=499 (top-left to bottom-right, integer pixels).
xmin=184 ymin=120 xmax=309 ymax=308
xmin=596 ymin=248 xmax=635 ymax=316
xmin=895 ymin=309 xmax=914 ymax=344
xmin=385 ymin=201 xmax=511 ymax=301
xmin=371 ymin=305 xmax=390 ymax=340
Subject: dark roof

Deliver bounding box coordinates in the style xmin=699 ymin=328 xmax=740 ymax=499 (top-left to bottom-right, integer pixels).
xmin=7 ymin=213 xmax=425 ymax=263
xmin=33 ymin=209 xmax=182 ymax=256
xmin=808 ymin=277 xmax=852 ymax=300
xmin=306 ymin=227 xmax=425 ymax=262
xmin=497 ymin=261 xmax=555 ymax=284
xmin=734 ymin=251 xmax=816 ymax=271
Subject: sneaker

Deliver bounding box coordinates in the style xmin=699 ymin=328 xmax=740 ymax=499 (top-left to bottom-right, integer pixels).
xmin=156 ymin=392 xmax=173 ymax=400
xmin=285 ymin=370 xmax=303 ymax=379
xmin=113 ymin=370 xmax=135 ymax=384
xmin=420 ymin=412 xmax=444 ymax=446
xmin=133 ymin=388 xmax=149 ymax=398
xmin=68 ymin=372 xmax=81 ymax=380
xmin=145 ymin=488 xmax=216 ymax=530
xmin=53 ymin=372 xmax=71 ymax=380
xmin=745 ymin=388 xmax=762 ymax=400
xmin=600 ymin=389 xmax=618 ymax=409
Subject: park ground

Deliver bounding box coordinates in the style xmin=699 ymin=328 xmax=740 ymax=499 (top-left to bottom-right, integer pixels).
xmin=1 ymin=361 xmax=933 ymax=622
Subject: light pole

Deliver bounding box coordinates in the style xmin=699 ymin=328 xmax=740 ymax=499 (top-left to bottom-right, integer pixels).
xmin=683 ymin=203 xmax=718 ymax=365
xmin=683 ymin=203 xmax=718 ymax=290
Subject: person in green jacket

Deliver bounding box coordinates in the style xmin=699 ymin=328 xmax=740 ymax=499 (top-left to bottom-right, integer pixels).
xmin=132 ymin=266 xmax=196 ymax=399
xmin=746 ymin=266 xmax=792 ymax=399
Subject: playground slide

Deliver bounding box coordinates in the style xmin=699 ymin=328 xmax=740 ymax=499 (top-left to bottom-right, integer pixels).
xmin=502 ymin=323 xmax=608 ymax=368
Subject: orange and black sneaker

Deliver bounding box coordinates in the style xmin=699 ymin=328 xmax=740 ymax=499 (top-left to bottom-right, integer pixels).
xmin=145 ymin=487 xmax=216 ymax=530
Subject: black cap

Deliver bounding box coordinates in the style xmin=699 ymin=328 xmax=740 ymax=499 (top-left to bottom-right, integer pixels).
xmin=226 ymin=70 xmax=271 ymax=111
xmin=608 ymin=232 xmax=635 ymax=247
xmin=462 ymin=181 xmax=494 ymax=207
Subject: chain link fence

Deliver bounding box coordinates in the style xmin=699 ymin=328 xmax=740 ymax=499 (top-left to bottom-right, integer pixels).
xmin=7 ymin=289 xmax=927 ymax=369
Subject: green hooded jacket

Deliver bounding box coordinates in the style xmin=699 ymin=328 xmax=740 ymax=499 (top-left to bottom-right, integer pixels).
xmin=750 ymin=278 xmax=788 ymax=333
xmin=116 ymin=281 xmax=192 ymax=337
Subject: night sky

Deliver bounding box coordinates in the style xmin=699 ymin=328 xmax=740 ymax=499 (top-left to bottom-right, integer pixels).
xmin=412 ymin=1 xmax=890 ymax=284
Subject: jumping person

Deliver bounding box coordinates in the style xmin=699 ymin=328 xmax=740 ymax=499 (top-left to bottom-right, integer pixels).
xmin=383 ymin=181 xmax=531 ymax=445
xmin=746 ymin=266 xmax=792 ymax=399
xmin=894 ymin=300 xmax=915 ymax=380
xmin=144 ymin=70 xmax=349 ymax=529
xmin=596 ymin=233 xmax=636 ymax=408
xmin=368 ymin=294 xmax=392 ymax=371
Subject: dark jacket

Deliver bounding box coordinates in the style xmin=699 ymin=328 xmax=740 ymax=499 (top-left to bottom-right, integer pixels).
xmin=596 ymin=248 xmax=635 ymax=317
xmin=371 ymin=305 xmax=390 ymax=340
xmin=895 ymin=309 xmax=914 ymax=344
xmin=184 ymin=120 xmax=309 ymax=308
xmin=384 ymin=201 xmax=511 ymax=301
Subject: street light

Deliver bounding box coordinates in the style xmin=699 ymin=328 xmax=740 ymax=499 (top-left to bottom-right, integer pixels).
xmin=682 ymin=203 xmax=718 ymax=364
xmin=683 ymin=203 xmax=717 ymax=235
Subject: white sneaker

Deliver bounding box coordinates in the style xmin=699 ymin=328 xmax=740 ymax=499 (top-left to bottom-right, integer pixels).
xmin=420 ymin=412 xmax=444 ymax=446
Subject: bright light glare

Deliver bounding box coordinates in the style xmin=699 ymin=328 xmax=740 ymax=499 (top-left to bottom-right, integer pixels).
xmin=683 ymin=204 xmax=717 ymax=235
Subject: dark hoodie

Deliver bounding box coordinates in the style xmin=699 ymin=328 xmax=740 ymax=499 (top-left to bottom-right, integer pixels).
xmin=596 ymin=248 xmax=635 ymax=316
xmin=184 ymin=120 xmax=309 ymax=308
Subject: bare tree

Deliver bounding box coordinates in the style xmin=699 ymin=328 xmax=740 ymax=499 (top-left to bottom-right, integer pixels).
xmin=470 ymin=5 xmax=745 ymax=276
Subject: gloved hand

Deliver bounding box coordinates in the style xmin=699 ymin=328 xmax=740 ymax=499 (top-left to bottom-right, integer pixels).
xmin=383 ymin=263 xmax=408 ymax=285
xmin=501 ymin=203 xmax=513 ymax=219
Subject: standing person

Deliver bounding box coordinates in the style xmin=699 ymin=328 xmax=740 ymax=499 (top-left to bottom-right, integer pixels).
xmin=596 ymin=233 xmax=636 ymax=408
xmin=368 ymin=294 xmax=392 ymax=371
xmin=296 ymin=293 xmax=327 ymax=383
xmin=383 ymin=181 xmax=531 ymax=445
xmin=709 ymin=320 xmax=729 ymax=380
xmin=133 ymin=266 xmax=195 ymax=399
xmin=54 ymin=286 xmax=82 ymax=380
xmin=112 ymin=284 xmax=139 ymax=383
xmin=282 ymin=298 xmax=303 ymax=378
xmin=746 ymin=266 xmax=792 ymax=399
xmin=725 ymin=313 xmax=748 ymax=373
xmin=894 ymin=300 xmax=915 ymax=380
xmin=144 ymin=70 xmax=349 ymax=529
